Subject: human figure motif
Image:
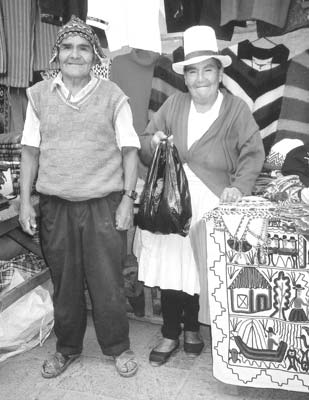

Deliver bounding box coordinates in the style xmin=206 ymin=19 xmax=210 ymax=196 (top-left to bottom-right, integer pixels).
xmin=285 ymin=347 xmax=300 ymax=371
xmin=289 ymin=284 xmax=309 ymax=322
xmin=265 ymin=327 xmax=278 ymax=350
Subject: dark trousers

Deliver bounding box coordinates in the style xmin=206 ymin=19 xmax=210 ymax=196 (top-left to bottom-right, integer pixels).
xmin=161 ymin=289 xmax=200 ymax=340
xmin=39 ymin=193 xmax=129 ymax=357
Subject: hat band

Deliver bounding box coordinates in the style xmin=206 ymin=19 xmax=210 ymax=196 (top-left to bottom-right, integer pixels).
xmin=185 ymin=50 xmax=220 ymax=61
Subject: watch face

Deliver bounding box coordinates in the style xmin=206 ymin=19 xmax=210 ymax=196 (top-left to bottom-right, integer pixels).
xmin=130 ymin=191 xmax=138 ymax=200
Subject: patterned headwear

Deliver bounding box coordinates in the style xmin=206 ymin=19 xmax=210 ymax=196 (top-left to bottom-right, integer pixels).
xmin=49 ymin=15 xmax=105 ymax=64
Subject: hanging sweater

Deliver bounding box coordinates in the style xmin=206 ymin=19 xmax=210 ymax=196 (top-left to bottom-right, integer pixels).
xmin=0 ymin=5 xmax=6 ymax=75
xmin=0 ymin=0 xmax=33 ymax=87
xmin=221 ymin=40 xmax=290 ymax=155
xmin=111 ymin=49 xmax=159 ymax=135
xmin=275 ymin=50 xmax=309 ymax=145
xmin=139 ymin=90 xmax=265 ymax=197
xmin=220 ymin=0 xmax=291 ymax=28
xmin=39 ymin=0 xmax=87 ymax=25
xmin=27 ymin=79 xmax=127 ymax=201
xmin=148 ymin=48 xmax=188 ymax=121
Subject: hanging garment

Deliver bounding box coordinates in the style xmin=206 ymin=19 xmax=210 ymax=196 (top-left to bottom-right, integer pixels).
xmin=0 ymin=4 xmax=7 ymax=75
xmin=111 ymin=49 xmax=159 ymax=135
xmin=111 ymin=49 xmax=159 ymax=180
xmin=199 ymin=0 xmax=237 ymax=41
xmin=257 ymin=0 xmax=309 ymax=38
xmin=147 ymin=48 xmax=187 ymax=121
xmin=221 ymin=40 xmax=290 ymax=155
xmin=164 ymin=0 xmax=203 ymax=33
xmin=0 ymin=85 xmax=9 ymax=134
xmin=33 ymin=1 xmax=59 ymax=72
xmin=8 ymin=88 xmax=28 ymax=135
xmin=0 ymin=0 xmax=33 ymax=88
xmin=220 ymin=0 xmax=291 ymax=28
xmin=39 ymin=0 xmax=87 ymax=25
xmin=87 ymin=0 xmax=161 ymax=53
xmin=274 ymin=50 xmax=309 ymax=144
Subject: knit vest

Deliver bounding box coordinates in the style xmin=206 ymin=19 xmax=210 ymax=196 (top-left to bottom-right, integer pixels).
xmin=27 ymin=79 xmax=126 ymax=200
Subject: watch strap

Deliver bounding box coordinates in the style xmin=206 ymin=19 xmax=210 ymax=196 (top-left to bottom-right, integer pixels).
xmin=122 ymin=190 xmax=138 ymax=200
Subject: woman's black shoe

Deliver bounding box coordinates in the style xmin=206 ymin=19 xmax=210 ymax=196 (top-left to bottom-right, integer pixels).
xmin=184 ymin=331 xmax=204 ymax=355
xmin=184 ymin=341 xmax=204 ymax=355
xmin=149 ymin=339 xmax=179 ymax=366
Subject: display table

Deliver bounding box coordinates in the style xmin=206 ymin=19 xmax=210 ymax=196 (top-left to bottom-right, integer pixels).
xmin=0 ymin=197 xmax=50 ymax=311
xmin=202 ymin=197 xmax=309 ymax=393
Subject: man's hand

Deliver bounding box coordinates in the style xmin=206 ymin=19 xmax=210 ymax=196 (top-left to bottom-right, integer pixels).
xmin=220 ymin=187 xmax=243 ymax=203
xmin=115 ymin=196 xmax=134 ymax=231
xmin=19 ymin=202 xmax=37 ymax=236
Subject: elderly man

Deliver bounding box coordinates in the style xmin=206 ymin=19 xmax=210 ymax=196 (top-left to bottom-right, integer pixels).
xmin=19 ymin=16 xmax=140 ymax=378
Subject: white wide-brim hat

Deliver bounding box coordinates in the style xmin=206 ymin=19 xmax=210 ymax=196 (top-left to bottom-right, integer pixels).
xmin=172 ymin=25 xmax=232 ymax=75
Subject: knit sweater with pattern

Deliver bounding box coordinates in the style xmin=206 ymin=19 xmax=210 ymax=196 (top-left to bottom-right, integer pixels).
xmin=221 ymin=40 xmax=290 ymax=155
xmin=27 ymin=78 xmax=127 ymax=201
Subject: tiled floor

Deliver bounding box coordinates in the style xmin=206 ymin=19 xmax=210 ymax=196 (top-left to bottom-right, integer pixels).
xmin=0 ymin=314 xmax=308 ymax=400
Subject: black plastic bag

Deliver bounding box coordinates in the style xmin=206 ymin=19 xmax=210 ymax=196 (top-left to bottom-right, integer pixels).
xmin=136 ymin=140 xmax=192 ymax=236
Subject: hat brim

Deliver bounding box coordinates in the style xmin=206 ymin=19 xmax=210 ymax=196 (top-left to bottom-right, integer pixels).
xmin=172 ymin=54 xmax=232 ymax=74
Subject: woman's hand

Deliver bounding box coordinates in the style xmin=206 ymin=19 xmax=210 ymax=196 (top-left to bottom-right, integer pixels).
xmin=220 ymin=187 xmax=243 ymax=203
xmin=150 ymin=131 xmax=173 ymax=151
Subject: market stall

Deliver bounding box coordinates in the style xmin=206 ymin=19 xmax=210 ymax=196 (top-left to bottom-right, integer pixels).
xmin=0 ymin=0 xmax=309 ymax=391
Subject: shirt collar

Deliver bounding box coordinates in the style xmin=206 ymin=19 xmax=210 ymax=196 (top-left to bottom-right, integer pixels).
xmin=191 ymin=90 xmax=223 ymax=115
xmin=50 ymin=71 xmax=64 ymax=92
xmin=50 ymin=71 xmax=98 ymax=102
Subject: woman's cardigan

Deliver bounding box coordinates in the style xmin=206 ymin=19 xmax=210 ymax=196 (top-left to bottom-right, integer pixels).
xmin=139 ymin=90 xmax=265 ymax=197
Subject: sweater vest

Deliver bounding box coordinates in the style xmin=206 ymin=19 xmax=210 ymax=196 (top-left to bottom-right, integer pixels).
xmin=27 ymin=79 xmax=126 ymax=201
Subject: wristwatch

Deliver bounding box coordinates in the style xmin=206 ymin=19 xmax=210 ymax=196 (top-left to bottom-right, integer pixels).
xmin=122 ymin=189 xmax=138 ymax=201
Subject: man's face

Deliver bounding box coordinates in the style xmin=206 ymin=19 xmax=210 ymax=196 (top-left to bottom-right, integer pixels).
xmin=184 ymin=58 xmax=223 ymax=106
xmin=58 ymin=35 xmax=94 ymax=80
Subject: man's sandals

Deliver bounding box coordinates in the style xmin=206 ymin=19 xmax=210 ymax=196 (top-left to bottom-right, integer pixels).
xmin=114 ymin=349 xmax=138 ymax=377
xmin=41 ymin=352 xmax=80 ymax=378
xmin=42 ymin=349 xmax=138 ymax=378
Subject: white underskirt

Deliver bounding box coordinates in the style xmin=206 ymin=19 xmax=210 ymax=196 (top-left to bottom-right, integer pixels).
xmin=133 ymin=165 xmax=219 ymax=295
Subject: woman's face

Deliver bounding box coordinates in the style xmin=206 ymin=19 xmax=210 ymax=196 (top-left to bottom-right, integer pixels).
xmin=184 ymin=58 xmax=223 ymax=106
xmin=58 ymin=35 xmax=94 ymax=81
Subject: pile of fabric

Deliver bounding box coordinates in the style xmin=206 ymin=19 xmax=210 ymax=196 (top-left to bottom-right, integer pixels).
xmin=260 ymin=141 xmax=309 ymax=233
xmin=0 ymin=133 xmax=22 ymax=195
xmin=0 ymin=252 xmax=46 ymax=294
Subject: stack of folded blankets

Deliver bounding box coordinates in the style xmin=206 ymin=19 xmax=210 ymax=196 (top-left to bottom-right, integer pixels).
xmin=0 ymin=133 xmax=22 ymax=196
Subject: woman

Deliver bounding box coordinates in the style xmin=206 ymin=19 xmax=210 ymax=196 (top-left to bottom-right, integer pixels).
xmin=133 ymin=25 xmax=265 ymax=366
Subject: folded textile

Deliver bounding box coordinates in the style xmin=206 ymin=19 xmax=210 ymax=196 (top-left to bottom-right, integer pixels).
xmin=264 ymin=138 xmax=304 ymax=170
xmin=263 ymin=174 xmax=304 ymax=204
xmin=0 ymin=253 xmax=46 ymax=293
